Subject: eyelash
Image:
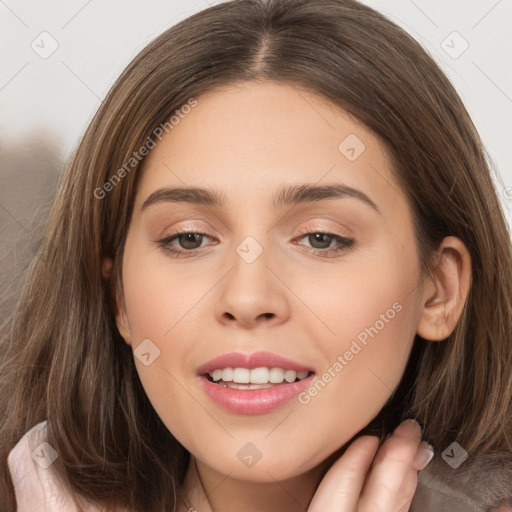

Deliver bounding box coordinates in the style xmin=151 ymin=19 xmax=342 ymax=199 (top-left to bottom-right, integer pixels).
xmin=156 ymin=227 xmax=355 ymax=258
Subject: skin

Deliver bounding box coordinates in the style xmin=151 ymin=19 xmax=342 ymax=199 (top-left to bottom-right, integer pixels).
xmin=111 ymin=81 xmax=472 ymax=511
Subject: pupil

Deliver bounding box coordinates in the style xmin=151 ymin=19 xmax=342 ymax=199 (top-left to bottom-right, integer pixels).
xmin=181 ymin=233 xmax=201 ymax=249
xmin=310 ymin=233 xmax=331 ymax=249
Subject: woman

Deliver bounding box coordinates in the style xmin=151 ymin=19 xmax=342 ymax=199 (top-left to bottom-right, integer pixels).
xmin=1 ymin=0 xmax=511 ymax=510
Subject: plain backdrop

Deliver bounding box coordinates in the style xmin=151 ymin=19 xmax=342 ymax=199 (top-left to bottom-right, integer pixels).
xmin=1 ymin=0 xmax=511 ymax=234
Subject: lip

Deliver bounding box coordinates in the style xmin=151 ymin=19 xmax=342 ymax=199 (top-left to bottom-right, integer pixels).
xmin=196 ymin=351 xmax=313 ymax=375
xmin=196 ymin=351 xmax=315 ymax=415
xmin=198 ymin=373 xmax=315 ymax=415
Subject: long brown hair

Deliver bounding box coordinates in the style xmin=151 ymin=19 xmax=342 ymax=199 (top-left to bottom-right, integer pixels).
xmin=1 ymin=0 xmax=511 ymax=510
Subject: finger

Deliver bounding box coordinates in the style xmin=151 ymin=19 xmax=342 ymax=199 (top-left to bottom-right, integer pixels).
xmin=308 ymin=435 xmax=380 ymax=512
xmin=411 ymin=441 xmax=434 ymax=472
xmin=358 ymin=419 xmax=423 ymax=512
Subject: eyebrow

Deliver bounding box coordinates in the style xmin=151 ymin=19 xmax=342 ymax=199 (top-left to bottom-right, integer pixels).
xmin=141 ymin=183 xmax=380 ymax=214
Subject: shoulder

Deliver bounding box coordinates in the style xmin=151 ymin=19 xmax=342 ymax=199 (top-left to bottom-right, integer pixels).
xmin=7 ymin=420 xmax=48 ymax=473
xmin=7 ymin=420 xmax=80 ymax=511
xmin=7 ymin=420 xmax=128 ymax=512
xmin=410 ymin=452 xmax=512 ymax=512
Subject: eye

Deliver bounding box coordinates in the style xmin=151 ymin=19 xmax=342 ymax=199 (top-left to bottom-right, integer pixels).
xmin=294 ymin=228 xmax=355 ymax=257
xmin=156 ymin=229 xmax=215 ymax=257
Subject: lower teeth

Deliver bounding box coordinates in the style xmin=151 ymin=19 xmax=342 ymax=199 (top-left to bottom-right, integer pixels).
xmin=204 ymin=373 xmax=312 ymax=389
xmin=220 ymin=382 xmax=277 ymax=390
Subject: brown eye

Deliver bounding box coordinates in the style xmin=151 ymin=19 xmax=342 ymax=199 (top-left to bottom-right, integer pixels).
xmin=305 ymin=232 xmax=335 ymax=249
xmin=295 ymin=229 xmax=355 ymax=257
xmin=175 ymin=233 xmax=204 ymax=250
xmin=157 ymin=230 xmax=215 ymax=257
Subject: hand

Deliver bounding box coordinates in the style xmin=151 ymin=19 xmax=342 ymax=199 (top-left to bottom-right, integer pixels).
xmin=308 ymin=419 xmax=433 ymax=512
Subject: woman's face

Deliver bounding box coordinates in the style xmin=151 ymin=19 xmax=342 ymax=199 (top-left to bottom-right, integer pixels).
xmin=116 ymin=81 xmax=426 ymax=482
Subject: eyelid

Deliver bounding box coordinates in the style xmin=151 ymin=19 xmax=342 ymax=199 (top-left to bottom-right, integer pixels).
xmin=294 ymin=220 xmax=352 ymax=238
xmin=155 ymin=221 xmax=215 ymax=239
xmin=296 ymin=224 xmax=347 ymax=235
xmin=159 ymin=221 xmax=350 ymax=239
xmin=157 ymin=216 xmax=354 ymax=238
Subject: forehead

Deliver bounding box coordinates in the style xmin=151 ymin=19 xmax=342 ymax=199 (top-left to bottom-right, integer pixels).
xmin=135 ymin=81 xmax=406 ymax=217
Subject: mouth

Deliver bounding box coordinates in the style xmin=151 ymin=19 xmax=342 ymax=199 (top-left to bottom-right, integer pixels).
xmin=197 ymin=351 xmax=316 ymax=414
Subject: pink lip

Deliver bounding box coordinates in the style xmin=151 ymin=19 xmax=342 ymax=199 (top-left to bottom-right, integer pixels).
xmin=196 ymin=351 xmax=312 ymax=375
xmin=198 ymin=373 xmax=315 ymax=415
xmin=196 ymin=351 xmax=315 ymax=415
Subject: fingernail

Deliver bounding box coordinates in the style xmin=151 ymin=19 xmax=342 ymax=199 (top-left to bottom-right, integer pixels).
xmin=416 ymin=441 xmax=434 ymax=470
xmin=402 ymin=418 xmax=422 ymax=433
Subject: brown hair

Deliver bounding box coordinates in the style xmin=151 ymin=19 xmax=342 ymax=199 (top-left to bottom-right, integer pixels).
xmin=1 ymin=0 xmax=511 ymax=510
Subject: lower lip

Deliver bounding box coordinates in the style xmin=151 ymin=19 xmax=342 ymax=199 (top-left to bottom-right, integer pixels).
xmin=198 ymin=374 xmax=315 ymax=415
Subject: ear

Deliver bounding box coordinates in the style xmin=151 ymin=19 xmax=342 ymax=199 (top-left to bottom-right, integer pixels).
xmin=102 ymin=256 xmax=132 ymax=347
xmin=416 ymin=236 xmax=472 ymax=341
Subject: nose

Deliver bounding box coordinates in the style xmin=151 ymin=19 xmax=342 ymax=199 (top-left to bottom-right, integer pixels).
xmin=214 ymin=240 xmax=290 ymax=329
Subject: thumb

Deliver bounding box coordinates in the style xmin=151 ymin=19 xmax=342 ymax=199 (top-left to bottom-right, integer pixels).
xmin=308 ymin=436 xmax=379 ymax=512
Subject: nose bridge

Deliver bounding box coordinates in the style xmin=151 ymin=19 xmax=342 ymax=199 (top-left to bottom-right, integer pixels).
xmin=226 ymin=200 xmax=273 ymax=273
xmin=235 ymin=234 xmax=266 ymax=266
xmin=214 ymin=230 xmax=289 ymax=327
xmin=229 ymin=232 xmax=273 ymax=298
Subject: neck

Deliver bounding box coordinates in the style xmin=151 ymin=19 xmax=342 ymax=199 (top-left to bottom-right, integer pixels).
xmin=181 ymin=453 xmax=338 ymax=512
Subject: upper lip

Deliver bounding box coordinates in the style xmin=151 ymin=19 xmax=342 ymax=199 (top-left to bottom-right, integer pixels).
xmin=197 ymin=351 xmax=313 ymax=375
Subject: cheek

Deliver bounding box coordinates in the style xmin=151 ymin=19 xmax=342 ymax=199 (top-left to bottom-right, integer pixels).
xmin=119 ymin=238 xmax=207 ymax=424
xmin=286 ymin=281 xmax=418 ymax=471
xmin=286 ymin=240 xmax=418 ymax=358
xmin=288 ymin=245 xmax=420 ymax=422
xmin=121 ymin=242 xmax=207 ymax=340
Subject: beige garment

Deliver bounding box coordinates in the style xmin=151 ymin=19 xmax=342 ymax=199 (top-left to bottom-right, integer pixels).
xmin=7 ymin=420 xmax=128 ymax=512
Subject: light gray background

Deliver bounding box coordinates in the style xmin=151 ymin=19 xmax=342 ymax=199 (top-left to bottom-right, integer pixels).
xmin=1 ymin=0 xmax=511 ymax=231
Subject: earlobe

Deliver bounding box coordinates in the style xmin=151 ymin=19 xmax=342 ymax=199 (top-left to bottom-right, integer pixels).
xmin=101 ymin=257 xmax=114 ymax=280
xmin=416 ymin=236 xmax=472 ymax=342
xmin=102 ymin=256 xmax=132 ymax=346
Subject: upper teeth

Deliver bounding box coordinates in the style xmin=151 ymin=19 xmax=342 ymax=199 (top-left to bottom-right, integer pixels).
xmin=208 ymin=367 xmax=309 ymax=384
